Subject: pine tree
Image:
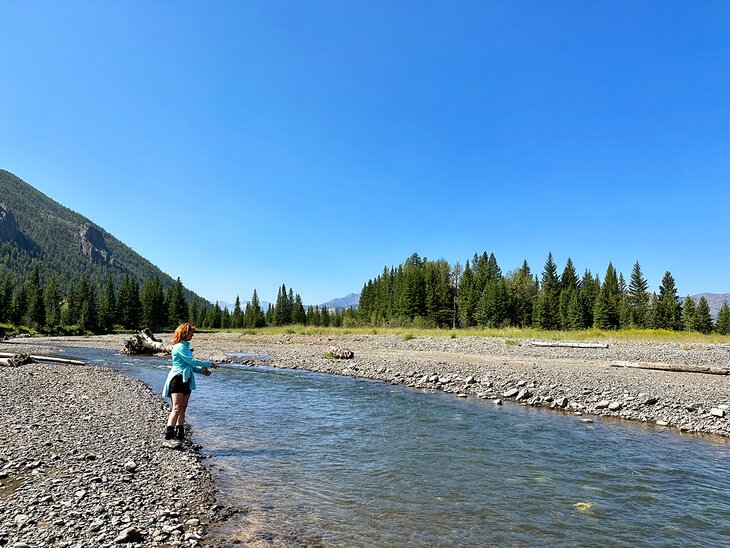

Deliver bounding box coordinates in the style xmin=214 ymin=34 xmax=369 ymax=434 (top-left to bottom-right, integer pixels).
xmin=578 ymin=271 xmax=600 ymax=328
xmin=692 ymin=296 xmax=713 ymax=334
xmin=189 ymin=300 xmax=199 ymax=326
xmin=26 ymin=266 xmax=45 ymax=328
xmin=212 ymin=302 xmax=222 ymax=328
xmin=558 ymin=258 xmax=579 ymax=329
xmin=265 ymin=303 xmax=274 ymax=325
xmin=508 ymin=260 xmax=536 ymax=327
xmin=566 ymin=290 xmax=585 ymax=329
xmin=306 ymin=305 xmax=314 ymax=326
xmin=682 ymin=296 xmax=696 ymax=331
xmin=117 ymin=275 xmax=142 ymax=329
xmin=627 ymin=262 xmax=650 ymax=328
xmin=652 ymin=271 xmax=681 ymax=330
xmin=98 ymin=276 xmax=117 ymax=333
xmin=321 ymin=304 xmax=330 ymax=327
xmin=0 ymin=274 xmax=13 ymax=322
xmin=79 ymin=284 xmax=99 ymax=333
xmin=533 ymin=252 xmax=560 ymax=330
xmin=716 ymin=302 xmax=730 ymax=335
xmin=232 ymin=296 xmax=243 ymax=328
xmin=274 ymin=284 xmax=292 ymax=325
xmin=244 ymin=289 xmax=266 ymax=328
xmin=141 ymin=277 xmax=166 ymax=331
xmin=593 ymin=263 xmax=620 ymax=330
xmin=221 ymin=307 xmax=231 ymax=329
xmin=291 ymin=294 xmax=306 ymax=325
xmin=457 ymin=261 xmax=476 ymax=327
xmin=61 ymin=281 xmax=78 ymax=326
xmin=43 ymin=276 xmax=61 ymax=329
xmin=167 ymin=278 xmax=188 ymax=327
xmin=10 ymin=285 xmax=27 ymax=325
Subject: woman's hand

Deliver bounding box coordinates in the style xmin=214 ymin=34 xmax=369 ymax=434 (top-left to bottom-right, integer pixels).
xmin=211 ymin=363 xmax=220 ymax=369
xmin=204 ymin=368 xmax=212 ymax=376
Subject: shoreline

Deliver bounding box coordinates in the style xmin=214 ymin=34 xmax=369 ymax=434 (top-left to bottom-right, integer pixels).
xmin=0 ymin=359 xmax=225 ymax=547
xmin=2 ymin=332 xmax=730 ymax=545
xmin=5 ymin=332 xmax=730 ymax=439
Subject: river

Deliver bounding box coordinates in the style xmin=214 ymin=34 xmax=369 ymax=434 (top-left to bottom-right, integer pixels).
xmin=72 ymin=347 xmax=730 ymax=546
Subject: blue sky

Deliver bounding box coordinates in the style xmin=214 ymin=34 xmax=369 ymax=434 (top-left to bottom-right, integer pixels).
xmin=1 ymin=1 xmax=729 ymax=305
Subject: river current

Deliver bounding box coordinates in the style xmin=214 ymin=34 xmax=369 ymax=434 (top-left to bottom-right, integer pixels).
xmin=72 ymin=347 xmax=730 ymax=546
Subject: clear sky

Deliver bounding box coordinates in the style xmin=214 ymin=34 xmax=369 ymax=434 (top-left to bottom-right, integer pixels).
xmin=1 ymin=1 xmax=729 ymax=305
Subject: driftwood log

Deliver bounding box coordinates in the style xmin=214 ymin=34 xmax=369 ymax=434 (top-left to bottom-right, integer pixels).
xmin=530 ymin=341 xmax=609 ymax=349
xmin=0 ymin=353 xmax=33 ymax=367
xmin=328 ymin=346 xmax=354 ymax=359
xmin=611 ymin=361 xmax=730 ymax=376
xmin=0 ymin=352 xmax=85 ymax=366
xmin=122 ymin=328 xmax=171 ymax=355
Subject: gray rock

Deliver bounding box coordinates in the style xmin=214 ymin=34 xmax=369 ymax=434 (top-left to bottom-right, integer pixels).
xmin=115 ymin=526 xmax=143 ymax=544
xmin=503 ymin=388 xmax=519 ymax=398
xmin=516 ymin=389 xmax=531 ymax=401
xmin=710 ymin=408 xmax=725 ymax=418
xmin=556 ymin=397 xmax=568 ymax=408
xmin=608 ymin=402 xmax=622 ymax=411
xmin=596 ymin=400 xmax=610 ymax=409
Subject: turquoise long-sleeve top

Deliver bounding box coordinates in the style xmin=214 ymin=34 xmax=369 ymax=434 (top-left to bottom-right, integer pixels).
xmin=161 ymin=340 xmax=213 ymax=397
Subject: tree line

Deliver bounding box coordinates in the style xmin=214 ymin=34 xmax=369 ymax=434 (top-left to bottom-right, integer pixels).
xmin=0 ymin=267 xmax=354 ymax=334
xmin=358 ymin=252 xmax=730 ymax=334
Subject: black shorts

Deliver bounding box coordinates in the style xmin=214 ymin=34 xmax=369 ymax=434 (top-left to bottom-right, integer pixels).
xmin=168 ymin=374 xmax=191 ymax=395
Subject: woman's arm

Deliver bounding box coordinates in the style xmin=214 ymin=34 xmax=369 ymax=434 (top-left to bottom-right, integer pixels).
xmin=178 ymin=345 xmax=213 ymax=373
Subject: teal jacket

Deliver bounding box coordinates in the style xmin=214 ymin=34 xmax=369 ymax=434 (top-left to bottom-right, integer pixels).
xmin=162 ymin=340 xmax=213 ymax=397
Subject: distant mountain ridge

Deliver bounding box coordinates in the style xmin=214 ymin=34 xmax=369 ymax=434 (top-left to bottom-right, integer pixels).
xmin=0 ymin=169 xmax=209 ymax=306
xmin=219 ymin=293 xmax=360 ymax=312
xmin=691 ymin=293 xmax=730 ymax=319
xmin=322 ymin=293 xmax=360 ymax=310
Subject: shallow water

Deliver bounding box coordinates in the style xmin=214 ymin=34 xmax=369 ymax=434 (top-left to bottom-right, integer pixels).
xmin=76 ymin=348 xmax=730 ymax=546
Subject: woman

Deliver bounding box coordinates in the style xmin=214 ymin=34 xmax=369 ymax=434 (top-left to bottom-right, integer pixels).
xmin=162 ymin=322 xmax=217 ymax=442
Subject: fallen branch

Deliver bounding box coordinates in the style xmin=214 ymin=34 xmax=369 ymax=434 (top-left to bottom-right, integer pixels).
xmin=122 ymin=328 xmax=171 ymax=355
xmin=611 ymin=361 xmax=729 ymax=375
xmin=530 ymin=341 xmax=609 ymax=349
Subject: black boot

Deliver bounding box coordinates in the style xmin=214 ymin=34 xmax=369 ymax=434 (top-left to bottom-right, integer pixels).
xmin=175 ymin=425 xmax=185 ymax=442
xmin=164 ymin=425 xmax=175 ymax=440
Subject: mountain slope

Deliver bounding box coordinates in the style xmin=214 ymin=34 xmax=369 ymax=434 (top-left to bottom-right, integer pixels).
xmin=0 ymin=169 xmax=208 ymax=305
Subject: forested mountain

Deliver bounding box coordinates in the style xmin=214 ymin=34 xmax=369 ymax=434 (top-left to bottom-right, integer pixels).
xmin=0 ymin=169 xmax=208 ymax=309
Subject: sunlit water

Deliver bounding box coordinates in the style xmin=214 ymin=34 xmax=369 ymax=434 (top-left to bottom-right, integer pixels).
xmin=71 ymin=347 xmax=730 ymax=546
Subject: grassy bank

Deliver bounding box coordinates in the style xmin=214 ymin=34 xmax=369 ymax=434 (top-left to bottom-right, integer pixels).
xmin=198 ymin=325 xmax=730 ymax=344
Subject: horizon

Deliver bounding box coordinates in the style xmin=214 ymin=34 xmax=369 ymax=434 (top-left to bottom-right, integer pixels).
xmin=1 ymin=2 xmax=729 ymax=305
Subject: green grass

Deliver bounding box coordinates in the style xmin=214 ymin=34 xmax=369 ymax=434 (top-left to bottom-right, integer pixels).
xmin=201 ymin=324 xmax=730 ymax=344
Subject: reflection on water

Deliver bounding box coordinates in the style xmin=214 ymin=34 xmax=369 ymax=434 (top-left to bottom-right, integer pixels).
xmin=78 ymin=347 xmax=730 ymax=547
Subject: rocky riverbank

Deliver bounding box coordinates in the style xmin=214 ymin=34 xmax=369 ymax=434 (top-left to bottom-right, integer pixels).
xmin=2 ymin=332 xmax=730 ymax=545
xmin=202 ymin=333 xmax=730 ymax=439
xmin=0 ymin=361 xmax=222 ymax=547
xmin=7 ymin=332 xmax=730 ymax=439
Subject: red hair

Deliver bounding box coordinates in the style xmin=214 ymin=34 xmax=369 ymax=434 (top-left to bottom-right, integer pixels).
xmin=173 ymin=322 xmax=195 ymax=344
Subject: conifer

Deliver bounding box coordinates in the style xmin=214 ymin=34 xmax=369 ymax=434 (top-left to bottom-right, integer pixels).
xmin=98 ymin=276 xmax=117 ymax=332
xmin=716 ymin=302 xmax=730 ymax=335
xmin=692 ymin=296 xmax=713 ymax=334
xmin=168 ymin=278 xmax=188 ymax=327
xmin=43 ymin=276 xmax=61 ymax=329
xmin=682 ymin=296 xmax=696 ymax=331
xmin=26 ymin=266 xmax=45 ymax=328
